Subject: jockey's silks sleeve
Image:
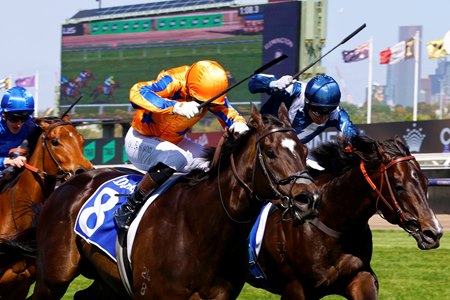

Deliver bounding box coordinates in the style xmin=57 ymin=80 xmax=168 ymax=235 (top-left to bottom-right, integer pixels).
xmin=129 ymin=66 xmax=247 ymax=144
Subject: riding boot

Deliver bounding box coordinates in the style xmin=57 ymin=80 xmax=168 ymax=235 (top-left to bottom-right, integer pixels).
xmin=114 ymin=162 xmax=175 ymax=232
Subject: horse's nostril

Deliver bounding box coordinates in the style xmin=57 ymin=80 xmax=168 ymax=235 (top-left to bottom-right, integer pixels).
xmin=294 ymin=193 xmax=311 ymax=205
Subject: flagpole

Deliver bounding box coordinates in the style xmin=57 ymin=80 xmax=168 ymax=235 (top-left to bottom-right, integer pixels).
xmin=35 ymin=72 xmax=39 ymax=117
xmin=367 ymin=37 xmax=373 ymax=124
xmin=412 ymin=31 xmax=420 ymax=121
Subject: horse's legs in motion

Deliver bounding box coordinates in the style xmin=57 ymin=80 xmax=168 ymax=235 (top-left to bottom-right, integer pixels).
xmin=280 ymin=281 xmax=306 ymax=300
xmin=32 ymin=224 xmax=81 ymax=299
xmin=346 ymin=271 xmax=378 ymax=300
xmin=74 ymin=280 xmax=122 ymax=300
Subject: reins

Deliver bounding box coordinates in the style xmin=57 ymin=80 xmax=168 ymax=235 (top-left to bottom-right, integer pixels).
xmin=10 ymin=121 xmax=73 ymax=181
xmin=360 ymin=155 xmax=416 ymax=232
xmin=216 ymin=126 xmax=314 ymax=223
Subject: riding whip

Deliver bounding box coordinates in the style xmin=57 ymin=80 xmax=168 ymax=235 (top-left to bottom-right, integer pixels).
xmin=293 ymin=23 xmax=366 ymax=79
xmin=199 ymin=54 xmax=288 ymax=108
xmin=61 ymin=96 xmax=83 ymax=119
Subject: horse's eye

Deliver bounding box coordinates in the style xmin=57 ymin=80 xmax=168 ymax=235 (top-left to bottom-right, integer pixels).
xmin=265 ymin=149 xmax=276 ymax=159
xmin=51 ymin=138 xmax=60 ymax=146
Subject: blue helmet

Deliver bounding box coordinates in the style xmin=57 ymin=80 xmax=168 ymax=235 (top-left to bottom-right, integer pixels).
xmin=305 ymin=74 xmax=341 ymax=108
xmin=1 ymin=86 xmax=35 ymax=114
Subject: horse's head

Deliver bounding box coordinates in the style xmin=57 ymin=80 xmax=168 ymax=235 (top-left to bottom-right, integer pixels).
xmin=245 ymin=104 xmax=320 ymax=224
xmin=34 ymin=115 xmax=94 ymax=181
xmin=352 ymin=135 xmax=443 ymax=249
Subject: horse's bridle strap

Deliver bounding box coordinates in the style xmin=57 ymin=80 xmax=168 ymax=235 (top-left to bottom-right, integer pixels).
xmin=360 ymin=155 xmax=416 ymax=225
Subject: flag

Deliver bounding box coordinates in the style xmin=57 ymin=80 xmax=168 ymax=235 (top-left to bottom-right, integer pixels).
xmin=0 ymin=78 xmax=9 ymax=90
xmin=380 ymin=41 xmax=405 ymax=64
xmin=342 ymin=42 xmax=369 ymax=63
xmin=405 ymin=38 xmax=415 ymax=59
xmin=15 ymin=75 xmax=35 ymax=87
xmin=426 ymin=38 xmax=448 ymax=59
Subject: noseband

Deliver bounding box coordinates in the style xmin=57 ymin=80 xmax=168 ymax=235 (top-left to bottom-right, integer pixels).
xmin=360 ymin=155 xmax=418 ymax=233
xmin=220 ymin=127 xmax=314 ymax=223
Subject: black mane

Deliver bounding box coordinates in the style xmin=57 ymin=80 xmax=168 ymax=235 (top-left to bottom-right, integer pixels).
xmin=310 ymin=135 xmax=411 ymax=176
xmin=186 ymin=114 xmax=288 ymax=183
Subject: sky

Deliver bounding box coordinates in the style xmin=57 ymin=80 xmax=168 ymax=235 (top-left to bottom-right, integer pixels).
xmin=0 ymin=0 xmax=449 ymax=112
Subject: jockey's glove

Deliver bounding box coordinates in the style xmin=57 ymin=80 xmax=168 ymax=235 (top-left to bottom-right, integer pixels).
xmin=269 ymin=75 xmax=293 ymax=91
xmin=229 ymin=122 xmax=250 ymax=135
xmin=173 ymin=101 xmax=201 ymax=119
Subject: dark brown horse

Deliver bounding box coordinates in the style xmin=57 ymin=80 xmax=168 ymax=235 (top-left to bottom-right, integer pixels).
xmin=90 ymin=81 xmax=120 ymax=102
xmin=31 ymin=105 xmax=320 ymax=299
xmin=247 ymin=135 xmax=444 ymax=300
xmin=0 ymin=116 xmax=94 ymax=300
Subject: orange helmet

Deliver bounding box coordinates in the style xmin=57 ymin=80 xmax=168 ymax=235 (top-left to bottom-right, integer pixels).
xmin=186 ymin=60 xmax=228 ymax=105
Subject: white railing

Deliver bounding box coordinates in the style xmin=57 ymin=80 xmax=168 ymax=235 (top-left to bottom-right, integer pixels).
xmin=413 ymin=153 xmax=450 ymax=168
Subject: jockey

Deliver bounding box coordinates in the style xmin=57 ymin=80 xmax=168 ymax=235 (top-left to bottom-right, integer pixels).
xmin=248 ymin=73 xmax=359 ymax=144
xmin=0 ymin=87 xmax=38 ymax=185
xmin=103 ymin=75 xmax=115 ymax=94
xmin=115 ymin=60 xmax=250 ymax=231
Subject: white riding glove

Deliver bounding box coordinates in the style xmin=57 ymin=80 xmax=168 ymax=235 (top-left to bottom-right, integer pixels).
xmin=229 ymin=122 xmax=250 ymax=135
xmin=173 ymin=101 xmax=201 ymax=119
xmin=269 ymin=75 xmax=293 ymax=90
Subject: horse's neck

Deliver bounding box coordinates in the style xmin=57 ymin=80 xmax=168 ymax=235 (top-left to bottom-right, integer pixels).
xmin=213 ymin=160 xmax=261 ymax=227
xmin=319 ymin=168 xmax=376 ymax=232
xmin=20 ymin=141 xmax=58 ymax=198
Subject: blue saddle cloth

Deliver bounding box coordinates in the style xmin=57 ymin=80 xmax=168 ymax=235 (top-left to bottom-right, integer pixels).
xmin=247 ymin=203 xmax=274 ymax=292
xmin=74 ymin=174 xmax=142 ymax=262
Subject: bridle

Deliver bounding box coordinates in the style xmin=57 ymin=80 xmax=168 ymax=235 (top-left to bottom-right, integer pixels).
xmin=359 ymin=154 xmax=419 ymax=233
xmin=217 ymin=126 xmax=314 ymax=223
xmin=24 ymin=120 xmax=74 ymax=182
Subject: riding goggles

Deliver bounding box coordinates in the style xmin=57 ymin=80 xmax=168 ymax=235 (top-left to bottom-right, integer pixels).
xmin=308 ymin=105 xmax=336 ymax=116
xmin=5 ymin=112 xmax=30 ymax=123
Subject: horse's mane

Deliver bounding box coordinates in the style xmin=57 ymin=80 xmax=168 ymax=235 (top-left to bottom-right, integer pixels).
xmin=185 ymin=114 xmax=287 ymax=184
xmin=0 ymin=228 xmax=37 ymax=260
xmin=310 ymin=135 xmax=411 ymax=176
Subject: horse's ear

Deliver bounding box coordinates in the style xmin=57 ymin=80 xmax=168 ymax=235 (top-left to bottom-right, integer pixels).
xmin=36 ymin=119 xmax=51 ymax=131
xmin=249 ymin=104 xmax=263 ymax=129
xmin=62 ymin=115 xmax=71 ymax=123
xmin=278 ymin=103 xmax=291 ymax=127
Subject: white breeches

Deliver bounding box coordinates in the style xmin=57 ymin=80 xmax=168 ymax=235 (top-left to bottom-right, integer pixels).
xmin=124 ymin=128 xmax=208 ymax=172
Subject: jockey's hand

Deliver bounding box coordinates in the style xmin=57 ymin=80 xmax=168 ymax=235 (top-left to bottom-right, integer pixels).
xmin=4 ymin=156 xmax=27 ymax=168
xmin=173 ymin=101 xmax=201 ymax=119
xmin=269 ymin=75 xmax=293 ymax=90
xmin=229 ymin=122 xmax=250 ymax=135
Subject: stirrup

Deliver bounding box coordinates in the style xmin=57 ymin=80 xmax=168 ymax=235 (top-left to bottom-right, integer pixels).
xmin=114 ymin=207 xmax=135 ymax=231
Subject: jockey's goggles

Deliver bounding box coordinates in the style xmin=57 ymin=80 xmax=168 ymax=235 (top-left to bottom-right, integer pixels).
xmin=5 ymin=112 xmax=30 ymax=123
xmin=308 ymin=105 xmax=336 ymax=116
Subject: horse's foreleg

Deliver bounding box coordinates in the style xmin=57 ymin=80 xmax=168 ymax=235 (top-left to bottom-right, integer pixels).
xmin=280 ymin=281 xmax=307 ymax=300
xmin=345 ymin=271 xmax=378 ymax=300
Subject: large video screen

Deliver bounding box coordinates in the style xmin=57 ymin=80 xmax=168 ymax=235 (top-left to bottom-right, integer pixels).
xmin=60 ymin=2 xmax=301 ymax=121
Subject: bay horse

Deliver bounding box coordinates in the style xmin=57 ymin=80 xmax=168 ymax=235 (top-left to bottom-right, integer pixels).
xmin=75 ymin=69 xmax=95 ymax=88
xmin=31 ymin=105 xmax=320 ymax=299
xmin=247 ymin=135 xmax=444 ymax=300
xmin=60 ymin=83 xmax=82 ymax=103
xmin=90 ymin=81 xmax=120 ymax=102
xmin=0 ymin=115 xmax=94 ymax=300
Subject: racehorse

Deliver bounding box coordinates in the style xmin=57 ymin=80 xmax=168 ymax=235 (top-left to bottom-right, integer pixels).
xmin=75 ymin=69 xmax=95 ymax=88
xmin=90 ymin=81 xmax=120 ymax=102
xmin=0 ymin=116 xmax=94 ymax=300
xmin=60 ymin=82 xmax=82 ymax=102
xmin=31 ymin=105 xmax=320 ymax=299
xmin=246 ymin=135 xmax=444 ymax=300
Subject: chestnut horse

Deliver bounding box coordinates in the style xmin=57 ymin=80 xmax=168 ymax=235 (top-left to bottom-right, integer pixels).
xmin=247 ymin=135 xmax=444 ymax=300
xmin=0 ymin=116 xmax=94 ymax=300
xmin=90 ymin=81 xmax=120 ymax=102
xmin=31 ymin=105 xmax=320 ymax=299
